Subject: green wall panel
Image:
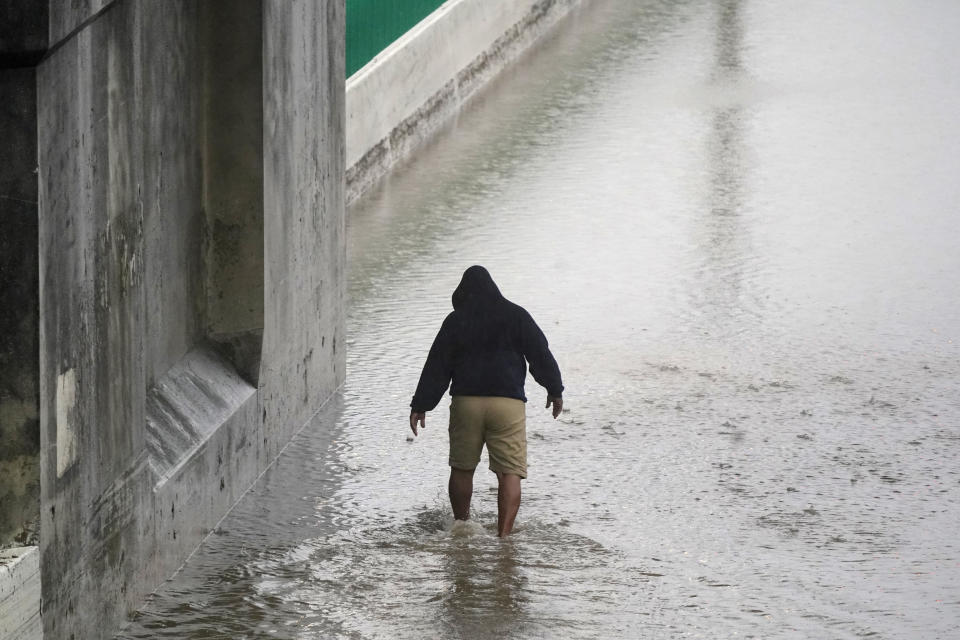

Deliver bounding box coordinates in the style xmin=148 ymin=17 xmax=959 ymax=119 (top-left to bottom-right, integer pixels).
xmin=346 ymin=0 xmax=447 ymax=77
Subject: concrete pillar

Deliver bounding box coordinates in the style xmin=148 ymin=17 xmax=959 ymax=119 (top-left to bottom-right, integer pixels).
xmin=34 ymin=1 xmax=344 ymax=638
xmin=38 ymin=3 xmax=200 ymax=635
xmin=261 ymin=0 xmax=346 ymax=428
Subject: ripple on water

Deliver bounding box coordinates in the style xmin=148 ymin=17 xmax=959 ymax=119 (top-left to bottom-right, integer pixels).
xmin=232 ymin=505 xmax=632 ymax=639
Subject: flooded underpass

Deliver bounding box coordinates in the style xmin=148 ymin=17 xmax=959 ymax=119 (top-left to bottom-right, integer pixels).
xmin=120 ymin=0 xmax=960 ymax=637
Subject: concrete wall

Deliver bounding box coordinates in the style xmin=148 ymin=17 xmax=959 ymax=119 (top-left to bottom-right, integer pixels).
xmin=345 ymin=0 xmax=589 ymax=204
xmin=35 ymin=1 xmax=344 ymax=638
xmin=0 ymin=1 xmax=46 ymax=552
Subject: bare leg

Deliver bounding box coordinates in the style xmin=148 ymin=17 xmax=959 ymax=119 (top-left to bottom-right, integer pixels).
xmin=496 ymin=472 xmax=522 ymax=537
xmin=449 ymin=467 xmax=475 ymax=520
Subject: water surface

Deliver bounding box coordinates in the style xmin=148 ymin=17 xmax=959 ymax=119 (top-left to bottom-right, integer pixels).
xmin=122 ymin=0 xmax=960 ymax=637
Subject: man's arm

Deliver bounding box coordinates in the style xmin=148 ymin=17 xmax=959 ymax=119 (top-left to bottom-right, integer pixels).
xmin=409 ymin=315 xmax=456 ymax=435
xmin=520 ymin=310 xmax=564 ymax=418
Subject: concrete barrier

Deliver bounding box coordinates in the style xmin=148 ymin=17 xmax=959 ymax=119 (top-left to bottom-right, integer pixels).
xmin=346 ymin=0 xmax=589 ymax=204
xmin=0 ymin=547 xmax=41 ymax=640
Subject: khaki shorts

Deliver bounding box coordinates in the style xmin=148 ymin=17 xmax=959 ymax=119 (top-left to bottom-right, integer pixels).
xmin=449 ymin=395 xmax=527 ymax=478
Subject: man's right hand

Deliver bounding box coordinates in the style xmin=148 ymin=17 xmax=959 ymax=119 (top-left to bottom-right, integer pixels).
xmin=545 ymin=396 xmax=562 ymax=419
xmin=410 ymin=411 xmax=426 ymax=436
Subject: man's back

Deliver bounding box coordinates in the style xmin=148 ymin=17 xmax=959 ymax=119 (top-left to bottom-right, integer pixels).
xmin=410 ymin=266 xmax=563 ymax=412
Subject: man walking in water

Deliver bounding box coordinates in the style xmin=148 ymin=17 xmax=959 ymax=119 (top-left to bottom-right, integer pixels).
xmin=409 ymin=266 xmax=564 ymax=537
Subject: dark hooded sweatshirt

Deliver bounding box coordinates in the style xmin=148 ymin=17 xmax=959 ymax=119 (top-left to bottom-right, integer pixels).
xmin=410 ymin=266 xmax=564 ymax=413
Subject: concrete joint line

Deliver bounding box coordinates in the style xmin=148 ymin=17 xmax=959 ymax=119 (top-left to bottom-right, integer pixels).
xmin=40 ymin=1 xmax=121 ymax=65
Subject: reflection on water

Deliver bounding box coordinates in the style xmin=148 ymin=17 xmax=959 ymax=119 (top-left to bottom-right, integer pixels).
xmin=121 ymin=0 xmax=960 ymax=638
xmin=695 ymin=0 xmax=752 ymax=336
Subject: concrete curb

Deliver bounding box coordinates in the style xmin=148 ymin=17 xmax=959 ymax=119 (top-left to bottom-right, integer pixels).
xmin=345 ymin=0 xmax=588 ymax=205
xmin=0 ymin=547 xmax=41 ymax=640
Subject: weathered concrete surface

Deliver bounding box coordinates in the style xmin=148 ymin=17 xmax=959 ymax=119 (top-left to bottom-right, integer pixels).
xmin=0 ymin=67 xmax=40 ymax=550
xmin=261 ymin=0 xmax=345 ymax=422
xmin=35 ymin=1 xmax=345 ymax=638
xmin=202 ymin=0 xmax=265 ymax=361
xmin=37 ymin=4 xmax=197 ymax=635
xmin=0 ymin=547 xmax=41 ymax=640
xmin=48 ymin=1 xmax=114 ymax=52
xmin=345 ymin=0 xmax=589 ymax=204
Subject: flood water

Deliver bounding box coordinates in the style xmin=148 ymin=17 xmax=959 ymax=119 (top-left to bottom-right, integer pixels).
xmin=121 ymin=0 xmax=960 ymax=637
